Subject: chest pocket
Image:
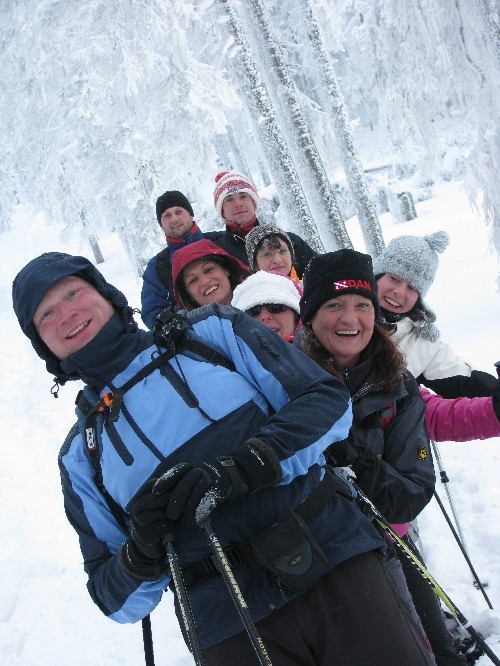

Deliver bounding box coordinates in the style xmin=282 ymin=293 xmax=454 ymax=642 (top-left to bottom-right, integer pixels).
xmin=351 ymin=401 xmax=397 ymax=460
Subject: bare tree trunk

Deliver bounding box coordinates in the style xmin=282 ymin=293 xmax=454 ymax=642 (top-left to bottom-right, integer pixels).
xmin=89 ymin=235 xmax=104 ymax=264
xmin=299 ymin=0 xmax=385 ymax=257
xmin=246 ymin=0 xmax=352 ymax=251
xmin=226 ymin=122 xmax=253 ymax=179
xmin=217 ymin=0 xmax=325 ymax=253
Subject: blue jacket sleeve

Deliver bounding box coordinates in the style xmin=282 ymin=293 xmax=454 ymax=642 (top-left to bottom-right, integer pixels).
xmin=59 ymin=425 xmax=169 ymax=623
xmin=140 ymin=255 xmax=176 ymax=330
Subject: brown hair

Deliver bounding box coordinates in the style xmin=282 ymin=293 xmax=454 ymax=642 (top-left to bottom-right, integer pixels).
xmin=301 ymin=321 xmax=406 ymax=392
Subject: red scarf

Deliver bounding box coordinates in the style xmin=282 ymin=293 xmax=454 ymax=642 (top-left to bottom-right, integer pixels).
xmin=225 ymin=217 xmax=257 ymax=238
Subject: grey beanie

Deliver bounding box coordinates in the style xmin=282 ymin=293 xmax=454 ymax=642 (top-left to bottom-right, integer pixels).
xmin=245 ymin=224 xmax=294 ymax=271
xmin=373 ymin=230 xmax=449 ymax=298
xmin=372 ymin=231 xmax=449 ymax=337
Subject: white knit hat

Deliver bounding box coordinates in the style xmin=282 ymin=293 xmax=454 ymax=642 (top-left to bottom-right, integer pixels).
xmin=213 ymin=171 xmax=260 ymax=218
xmin=232 ymin=271 xmax=301 ymax=315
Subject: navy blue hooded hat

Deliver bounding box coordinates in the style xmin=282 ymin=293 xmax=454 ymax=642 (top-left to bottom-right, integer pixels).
xmin=12 ymin=252 xmax=137 ymax=382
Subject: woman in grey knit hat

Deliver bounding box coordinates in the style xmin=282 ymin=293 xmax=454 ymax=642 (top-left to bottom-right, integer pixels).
xmin=373 ymin=231 xmax=496 ymax=398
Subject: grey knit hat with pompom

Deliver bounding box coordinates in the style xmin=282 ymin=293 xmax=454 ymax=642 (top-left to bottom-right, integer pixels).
xmin=374 ymin=229 xmax=448 ymax=295
xmin=372 ymin=230 xmax=449 ymax=337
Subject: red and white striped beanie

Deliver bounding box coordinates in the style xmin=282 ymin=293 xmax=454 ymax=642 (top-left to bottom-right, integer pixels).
xmin=213 ymin=171 xmax=260 ymax=218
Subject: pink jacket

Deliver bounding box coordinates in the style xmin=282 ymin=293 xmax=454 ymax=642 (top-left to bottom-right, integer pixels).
xmin=420 ymin=387 xmax=500 ymax=441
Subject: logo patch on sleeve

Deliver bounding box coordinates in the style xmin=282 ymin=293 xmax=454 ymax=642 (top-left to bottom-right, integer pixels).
xmin=417 ymin=445 xmax=428 ymax=461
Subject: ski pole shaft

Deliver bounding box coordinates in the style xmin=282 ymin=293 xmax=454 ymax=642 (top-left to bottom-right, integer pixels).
xmin=373 ymin=515 xmax=500 ymax=665
xmin=431 ymin=441 xmax=470 ymax=550
xmin=432 ymin=440 xmax=491 ymax=593
xmin=200 ymin=519 xmax=273 ymax=666
xmin=433 ymin=490 xmax=493 ymax=609
xmin=141 ymin=615 xmax=155 ymax=666
xmin=164 ymin=537 xmax=206 ymax=666
xmin=338 ymin=472 xmax=500 ymax=666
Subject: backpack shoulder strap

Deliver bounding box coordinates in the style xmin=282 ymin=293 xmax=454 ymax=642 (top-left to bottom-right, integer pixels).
xmin=75 ymin=336 xmax=234 ymax=517
xmin=155 ymin=247 xmax=172 ymax=290
xmin=180 ymin=338 xmax=235 ymax=373
xmin=76 ymin=389 xmax=128 ymax=531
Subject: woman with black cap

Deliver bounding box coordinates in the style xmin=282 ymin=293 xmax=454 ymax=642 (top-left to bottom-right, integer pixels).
xmin=299 ymin=248 xmax=467 ymax=666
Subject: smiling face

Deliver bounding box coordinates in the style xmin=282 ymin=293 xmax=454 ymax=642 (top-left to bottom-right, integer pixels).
xmin=255 ymin=238 xmax=292 ymax=276
xmin=311 ymin=294 xmax=375 ymax=368
xmin=221 ymin=192 xmax=256 ymax=226
xmin=33 ymin=276 xmax=114 ymax=360
xmin=183 ymin=259 xmax=233 ymax=307
xmin=247 ymin=304 xmax=298 ymax=337
xmin=377 ymin=273 xmax=419 ymax=315
xmin=159 ymin=206 xmax=193 ymax=239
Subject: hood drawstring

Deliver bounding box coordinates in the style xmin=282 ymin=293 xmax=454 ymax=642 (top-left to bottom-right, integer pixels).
xmin=50 ymin=378 xmax=61 ymax=399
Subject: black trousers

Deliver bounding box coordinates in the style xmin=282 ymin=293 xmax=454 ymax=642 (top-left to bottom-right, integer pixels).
xmin=400 ymin=534 xmax=467 ymax=666
xmin=203 ymin=550 xmax=436 ymax=666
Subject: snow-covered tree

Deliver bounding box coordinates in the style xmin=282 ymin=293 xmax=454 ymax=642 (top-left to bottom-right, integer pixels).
xmin=245 ymin=0 xmax=353 ymax=251
xmin=216 ymin=0 xmax=325 ymax=253
xmin=298 ymin=0 xmax=384 ymax=256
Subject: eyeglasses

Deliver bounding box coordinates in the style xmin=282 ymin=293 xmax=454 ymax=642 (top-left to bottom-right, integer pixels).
xmin=246 ymin=303 xmax=289 ymax=317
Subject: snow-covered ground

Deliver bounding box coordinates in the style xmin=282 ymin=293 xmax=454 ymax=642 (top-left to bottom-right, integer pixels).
xmin=1 ymin=180 xmax=499 ymax=665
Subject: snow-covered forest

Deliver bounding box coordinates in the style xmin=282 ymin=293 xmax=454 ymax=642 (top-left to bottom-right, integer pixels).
xmin=1 ymin=0 xmax=499 ymax=273
xmin=1 ymin=2 xmax=500 ymax=665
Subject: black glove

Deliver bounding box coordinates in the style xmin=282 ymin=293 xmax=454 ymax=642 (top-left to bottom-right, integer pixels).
xmin=325 ymin=439 xmax=358 ymax=467
xmin=351 ymin=447 xmax=377 ymax=479
xmin=152 ymin=438 xmax=281 ymax=524
xmin=119 ymin=478 xmax=178 ymax=581
xmin=493 ymin=376 xmax=500 ymax=421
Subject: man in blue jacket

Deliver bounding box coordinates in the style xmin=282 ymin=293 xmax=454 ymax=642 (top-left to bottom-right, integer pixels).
xmin=141 ymin=190 xmax=203 ymax=329
xmin=12 ymin=252 xmax=435 ymax=665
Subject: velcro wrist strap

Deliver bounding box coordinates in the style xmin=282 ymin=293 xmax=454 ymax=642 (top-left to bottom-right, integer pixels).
xmin=232 ymin=438 xmax=282 ymax=493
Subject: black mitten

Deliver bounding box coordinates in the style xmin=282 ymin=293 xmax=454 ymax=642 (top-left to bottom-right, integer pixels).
xmin=325 ymin=439 xmax=358 ymax=467
xmin=152 ymin=438 xmax=281 ymax=524
xmin=493 ymin=376 xmax=500 ymax=421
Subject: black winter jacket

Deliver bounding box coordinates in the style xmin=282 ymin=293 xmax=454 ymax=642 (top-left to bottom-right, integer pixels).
xmin=343 ymin=358 xmax=435 ymax=524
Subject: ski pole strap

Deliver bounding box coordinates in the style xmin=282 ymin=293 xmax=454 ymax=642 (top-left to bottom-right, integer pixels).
xmin=182 ymin=467 xmax=351 ymax=587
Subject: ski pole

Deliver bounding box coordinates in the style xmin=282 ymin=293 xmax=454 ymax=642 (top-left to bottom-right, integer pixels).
xmin=340 ymin=473 xmax=500 ymax=666
xmin=433 ymin=490 xmax=493 ymax=609
xmin=141 ymin=615 xmax=155 ymax=666
xmin=164 ymin=535 xmax=206 ymax=666
xmin=431 ymin=439 xmax=489 ymax=592
xmin=431 ymin=440 xmax=470 ymax=554
xmin=200 ymin=519 xmax=273 ymax=666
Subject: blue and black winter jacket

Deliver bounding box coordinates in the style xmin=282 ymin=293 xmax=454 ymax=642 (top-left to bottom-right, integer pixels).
xmin=58 ymin=305 xmax=385 ymax=648
xmin=12 ymin=252 xmax=385 ymax=650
